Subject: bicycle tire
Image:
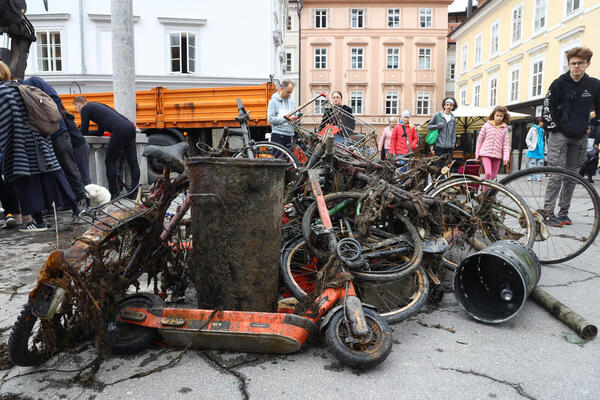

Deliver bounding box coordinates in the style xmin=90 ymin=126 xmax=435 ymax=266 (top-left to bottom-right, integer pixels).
xmin=499 ymin=166 xmax=600 ymax=264
xmin=234 ymin=141 xmax=300 ymax=181
xmin=301 ymin=192 xmax=423 ymax=281
xmin=8 ymin=301 xmax=71 ymax=366
xmin=324 ymin=307 xmax=392 ymax=369
xmin=427 ymin=177 xmax=535 ymax=271
xmin=280 ymin=239 xmax=430 ymax=323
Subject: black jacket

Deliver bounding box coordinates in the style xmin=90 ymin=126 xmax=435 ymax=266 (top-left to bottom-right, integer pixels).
xmin=542 ymin=72 xmax=600 ymax=139
xmin=80 ymin=102 xmax=134 ymax=135
xmin=319 ymin=104 xmax=355 ymax=137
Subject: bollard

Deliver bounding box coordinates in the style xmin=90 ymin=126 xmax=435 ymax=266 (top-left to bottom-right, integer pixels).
xmin=187 ymin=157 xmax=286 ymax=312
xmin=453 ymin=240 xmax=540 ymax=324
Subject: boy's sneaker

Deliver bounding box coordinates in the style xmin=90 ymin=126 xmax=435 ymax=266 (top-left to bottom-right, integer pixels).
xmin=19 ymin=221 xmax=48 ymax=232
xmin=4 ymin=213 xmax=20 ymax=228
xmin=545 ymin=215 xmax=563 ymax=227
xmin=557 ymin=211 xmax=572 ymax=226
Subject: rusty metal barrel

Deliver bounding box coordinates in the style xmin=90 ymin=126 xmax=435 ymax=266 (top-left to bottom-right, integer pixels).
xmin=187 ymin=157 xmax=286 ymax=312
xmin=453 ymin=240 xmax=541 ymax=324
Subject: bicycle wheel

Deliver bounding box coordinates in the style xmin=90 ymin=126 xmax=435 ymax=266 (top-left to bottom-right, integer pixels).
xmin=301 ymin=192 xmax=423 ymax=281
xmin=428 ymin=177 xmax=535 ymax=270
xmin=499 ymin=166 xmax=600 ymax=264
xmin=280 ymin=239 xmax=429 ymax=323
xmin=235 ymin=141 xmax=300 ymax=184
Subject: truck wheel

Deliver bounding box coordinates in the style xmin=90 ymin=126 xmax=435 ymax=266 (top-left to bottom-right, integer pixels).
xmin=147 ymin=133 xmax=180 ymax=180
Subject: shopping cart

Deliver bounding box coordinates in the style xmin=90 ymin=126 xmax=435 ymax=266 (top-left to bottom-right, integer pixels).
xmin=287 ymin=94 xmax=379 ymax=161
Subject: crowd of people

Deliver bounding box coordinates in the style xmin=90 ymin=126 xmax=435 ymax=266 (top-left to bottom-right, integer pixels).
xmin=0 ymin=60 xmax=139 ymax=232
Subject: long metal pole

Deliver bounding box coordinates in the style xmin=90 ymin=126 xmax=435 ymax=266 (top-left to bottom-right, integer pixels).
xmin=111 ymin=0 xmax=136 ymax=122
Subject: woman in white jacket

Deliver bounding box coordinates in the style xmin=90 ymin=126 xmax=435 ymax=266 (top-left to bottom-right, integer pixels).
xmin=525 ymin=118 xmax=545 ymax=181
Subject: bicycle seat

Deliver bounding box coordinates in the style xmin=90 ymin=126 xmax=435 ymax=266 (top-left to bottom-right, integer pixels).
xmin=143 ymin=142 xmax=188 ymax=173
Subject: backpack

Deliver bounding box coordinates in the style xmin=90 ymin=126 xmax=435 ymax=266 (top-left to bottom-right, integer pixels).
xmin=3 ymin=81 xmax=61 ymax=137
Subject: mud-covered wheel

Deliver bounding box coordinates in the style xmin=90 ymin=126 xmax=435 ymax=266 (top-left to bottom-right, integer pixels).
xmin=8 ymin=301 xmax=69 ymax=366
xmin=324 ymin=308 xmax=392 ymax=369
xmin=109 ymin=293 xmax=164 ymax=355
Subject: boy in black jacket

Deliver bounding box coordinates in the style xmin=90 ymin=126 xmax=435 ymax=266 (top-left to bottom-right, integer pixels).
xmin=541 ymin=47 xmax=600 ymax=226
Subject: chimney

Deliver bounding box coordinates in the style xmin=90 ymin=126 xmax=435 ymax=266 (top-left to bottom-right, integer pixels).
xmin=467 ymin=0 xmax=474 ymax=17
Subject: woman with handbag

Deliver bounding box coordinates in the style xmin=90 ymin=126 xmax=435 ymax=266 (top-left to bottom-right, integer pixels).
xmin=0 ymin=61 xmax=79 ymax=232
xmin=427 ymin=97 xmax=457 ymax=157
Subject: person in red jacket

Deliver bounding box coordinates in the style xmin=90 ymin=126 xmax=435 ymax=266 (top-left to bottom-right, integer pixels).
xmin=475 ymin=106 xmax=511 ymax=181
xmin=390 ymin=110 xmax=418 ymax=157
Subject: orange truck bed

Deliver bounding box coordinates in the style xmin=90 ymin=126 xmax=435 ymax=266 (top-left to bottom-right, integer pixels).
xmin=60 ymin=82 xmax=277 ymax=131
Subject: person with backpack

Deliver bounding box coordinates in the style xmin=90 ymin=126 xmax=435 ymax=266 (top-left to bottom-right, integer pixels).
xmin=73 ymin=96 xmax=140 ymax=199
xmin=542 ymin=47 xmax=600 ymax=227
xmin=0 ymin=61 xmax=79 ymax=232
xmin=427 ymin=97 xmax=458 ymax=157
xmin=23 ymin=76 xmax=88 ymax=208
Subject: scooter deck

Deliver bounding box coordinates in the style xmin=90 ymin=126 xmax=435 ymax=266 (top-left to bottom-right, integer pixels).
xmin=119 ymin=307 xmax=316 ymax=355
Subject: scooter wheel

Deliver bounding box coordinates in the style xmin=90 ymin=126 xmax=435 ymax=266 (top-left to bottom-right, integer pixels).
xmin=109 ymin=293 xmax=164 ymax=355
xmin=324 ymin=308 xmax=392 ymax=369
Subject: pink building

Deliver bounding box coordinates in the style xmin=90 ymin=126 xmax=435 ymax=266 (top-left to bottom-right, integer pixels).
xmin=300 ymin=0 xmax=453 ymax=134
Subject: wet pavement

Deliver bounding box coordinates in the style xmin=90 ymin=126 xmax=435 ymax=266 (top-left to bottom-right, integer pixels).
xmin=0 ymin=211 xmax=599 ymax=400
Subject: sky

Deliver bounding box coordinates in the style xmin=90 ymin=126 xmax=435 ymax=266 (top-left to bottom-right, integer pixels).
xmin=449 ymin=0 xmax=469 ymax=12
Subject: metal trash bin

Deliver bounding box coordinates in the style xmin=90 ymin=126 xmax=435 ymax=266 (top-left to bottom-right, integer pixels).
xmin=453 ymin=240 xmax=541 ymax=324
xmin=187 ymin=157 xmax=286 ymax=312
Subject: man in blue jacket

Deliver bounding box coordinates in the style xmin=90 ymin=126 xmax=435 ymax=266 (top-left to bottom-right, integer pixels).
xmin=542 ymin=47 xmax=600 ymax=226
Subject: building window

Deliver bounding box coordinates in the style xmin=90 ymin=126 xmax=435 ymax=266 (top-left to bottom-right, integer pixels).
xmin=473 ymin=82 xmax=481 ymax=107
xmin=488 ymin=76 xmax=498 ymax=106
xmin=286 ymin=16 xmax=292 ymax=30
xmin=416 ymin=91 xmax=431 ymax=115
xmin=448 ymin=63 xmax=455 ymax=80
xmin=314 ymin=9 xmax=328 ymax=29
xmin=419 ymin=8 xmax=433 ymax=28
xmin=387 ymin=8 xmax=401 ymax=28
xmin=490 ymin=21 xmax=500 ymax=56
xmin=460 ymin=87 xmax=467 ymax=106
xmin=351 ymin=47 xmax=364 ymax=69
xmin=566 ymin=0 xmax=581 ymax=15
xmin=474 ymin=34 xmax=482 ymax=65
xmin=510 ymin=67 xmax=520 ymax=103
xmin=285 ymin=52 xmax=293 ymax=72
xmin=534 ymin=0 xmax=547 ymax=32
xmin=418 ymin=48 xmax=431 ymax=70
xmin=385 ymin=91 xmax=399 ymax=115
xmin=170 ymin=32 xmax=195 ymax=74
xmin=461 ymin=43 xmax=468 ymax=71
xmin=314 ymin=47 xmax=327 ymax=69
xmin=350 ymin=91 xmax=364 ymax=114
xmin=386 ymin=48 xmax=399 ymax=69
xmin=314 ymin=91 xmax=327 ymax=114
xmin=531 ymin=59 xmax=544 ymax=97
xmin=511 ymin=4 xmax=523 ymax=45
xmin=350 ymin=9 xmax=365 ymax=28
xmin=36 ymin=31 xmax=62 ymax=72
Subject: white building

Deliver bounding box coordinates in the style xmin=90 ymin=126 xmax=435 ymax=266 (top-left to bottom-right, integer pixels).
xmin=23 ymin=0 xmax=289 ymax=94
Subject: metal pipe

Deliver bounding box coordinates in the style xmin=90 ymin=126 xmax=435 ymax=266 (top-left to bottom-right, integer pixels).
xmin=530 ymin=287 xmax=598 ymax=340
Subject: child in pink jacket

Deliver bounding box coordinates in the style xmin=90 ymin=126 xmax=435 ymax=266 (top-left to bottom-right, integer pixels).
xmin=475 ymin=106 xmax=511 ymax=180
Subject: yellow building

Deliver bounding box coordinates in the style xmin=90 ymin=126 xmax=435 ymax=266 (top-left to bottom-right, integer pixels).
xmin=451 ymin=0 xmax=600 ymax=118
